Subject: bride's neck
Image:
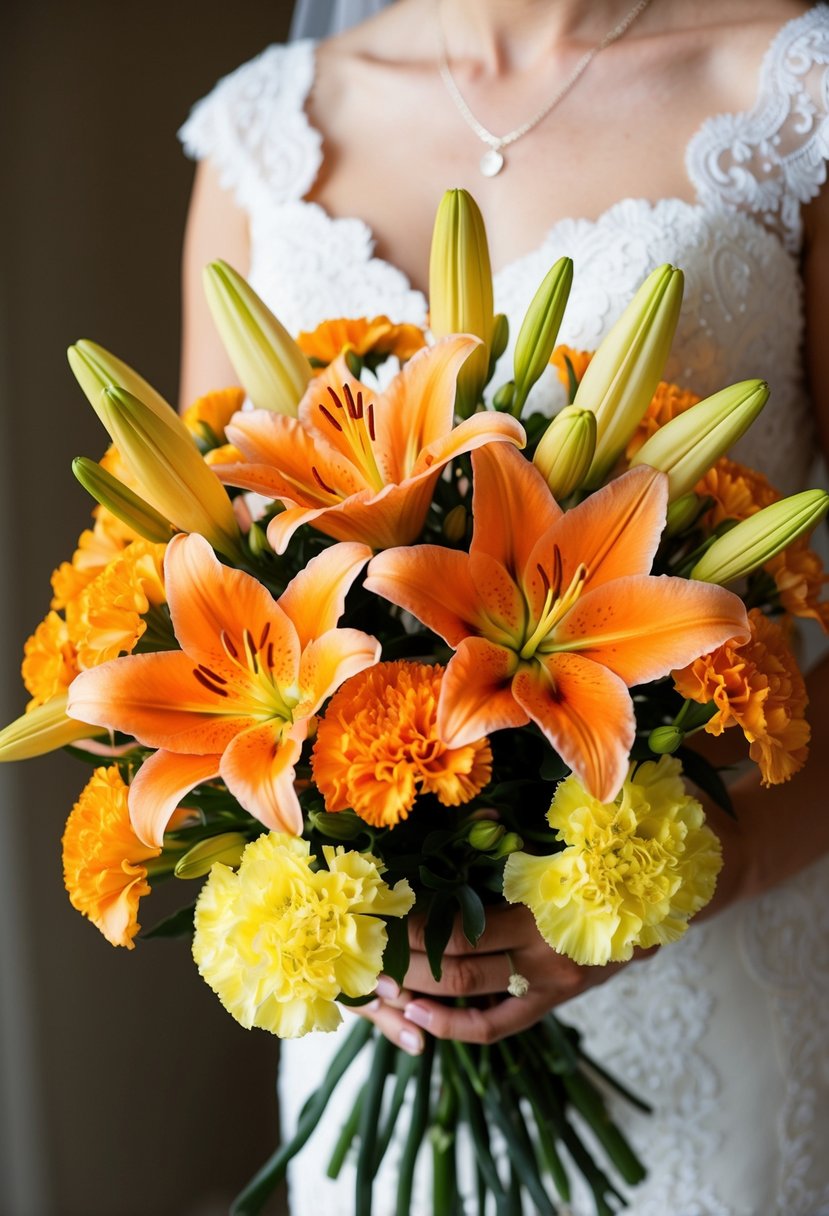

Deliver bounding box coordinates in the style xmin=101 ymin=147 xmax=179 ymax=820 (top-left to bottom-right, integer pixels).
xmin=438 ymin=0 xmax=650 ymax=71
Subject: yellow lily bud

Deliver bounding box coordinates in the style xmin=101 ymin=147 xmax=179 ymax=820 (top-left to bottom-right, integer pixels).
xmin=691 ymin=489 xmax=829 ymax=584
xmin=429 ymin=188 xmax=494 ymax=417
xmin=99 ymin=387 xmax=242 ymax=560
xmin=0 ymin=694 xmax=105 ymax=762
xmin=174 ymin=832 xmax=248 ymax=879
xmin=533 ymin=405 xmax=597 ymax=501
xmin=72 ymin=457 xmax=174 ymax=543
xmin=576 ymin=265 xmax=684 ymax=486
xmin=631 ymin=379 xmax=769 ymax=501
xmin=68 ymin=340 xmax=188 ymax=437
xmin=513 ymin=257 xmax=573 ymax=415
xmin=203 ymin=260 xmax=312 ymax=414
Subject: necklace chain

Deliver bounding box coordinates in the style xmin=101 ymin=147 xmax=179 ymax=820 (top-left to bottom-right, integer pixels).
xmin=436 ymin=0 xmax=653 ymax=176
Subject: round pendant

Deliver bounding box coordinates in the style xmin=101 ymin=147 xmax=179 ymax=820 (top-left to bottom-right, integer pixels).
xmin=479 ymin=148 xmax=504 ymax=177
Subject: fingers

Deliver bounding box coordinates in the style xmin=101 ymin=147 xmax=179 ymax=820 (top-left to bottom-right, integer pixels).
xmin=352 ymin=982 xmax=425 ymax=1056
xmin=402 ymin=992 xmax=553 ymax=1044
xmin=404 ymin=949 xmax=513 ymax=998
xmin=408 ymin=903 xmax=538 ymax=956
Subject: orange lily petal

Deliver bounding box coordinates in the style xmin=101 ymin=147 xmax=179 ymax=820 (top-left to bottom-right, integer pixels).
xmin=468 ymin=551 xmax=526 ymax=644
xmin=366 ymin=546 xmax=481 ymax=647
xmin=220 ymin=721 xmax=305 ymax=834
xmin=221 ymin=410 xmax=363 ymax=501
xmin=278 ymin=542 xmax=373 ymax=649
xmin=470 ymin=444 xmax=562 ymax=579
xmin=297 ymin=629 xmax=381 ymax=711
xmin=68 ymin=651 xmax=255 ymax=754
xmin=128 ymin=750 xmax=221 ymax=847
xmin=375 ymin=336 xmax=480 ymax=481
xmin=165 ymin=533 xmax=300 ymax=686
xmin=296 ymin=356 xmax=386 ymax=474
xmin=438 ymin=637 xmax=529 ymax=747
xmin=537 ymin=466 xmax=668 ymax=597
xmin=512 ymin=654 xmax=633 ymax=802
xmin=551 ymin=574 xmax=750 ymax=685
xmin=414 ymin=410 xmax=526 ymax=475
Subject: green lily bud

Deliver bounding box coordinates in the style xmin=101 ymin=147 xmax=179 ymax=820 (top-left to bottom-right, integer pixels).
xmin=488 ymin=313 xmax=509 ymax=377
xmin=576 ymin=265 xmax=684 ymax=486
xmin=491 ymin=831 xmax=523 ymax=859
xmin=203 ymin=260 xmax=312 ymax=414
xmin=308 ymin=809 xmax=366 ymax=841
xmin=72 ymin=457 xmax=173 ymax=543
xmin=648 ymin=725 xmax=684 ymax=755
xmin=467 ymin=820 xmax=506 ymax=851
xmin=0 ymin=694 xmax=105 ymax=762
xmin=98 ymin=387 xmax=242 ymax=561
xmin=67 ymin=339 xmax=187 ymax=435
xmin=691 ymin=489 xmax=829 ymax=584
xmin=442 ymin=504 xmax=467 ymax=544
xmin=512 ymin=257 xmax=573 ymax=415
xmin=429 ymin=189 xmax=494 ymax=418
xmin=246 ymin=520 xmax=271 ymax=559
xmin=665 ymin=491 xmax=705 ymax=537
xmin=174 ymin=832 xmax=248 ymax=879
xmin=631 ymin=379 xmax=769 ymax=501
xmin=492 ymin=380 xmax=516 ymax=412
xmin=533 ymin=405 xmax=597 ymax=501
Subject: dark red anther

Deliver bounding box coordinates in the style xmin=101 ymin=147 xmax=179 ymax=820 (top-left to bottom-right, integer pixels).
xmin=193 ymin=668 xmax=229 ymax=697
xmin=318 ymin=403 xmax=343 ymax=431
xmin=198 ymin=664 xmax=227 ymax=685
xmin=312 ymin=465 xmax=337 ymax=496
xmin=367 ymin=402 xmax=376 ymax=441
xmin=258 ymin=622 xmax=271 ymax=649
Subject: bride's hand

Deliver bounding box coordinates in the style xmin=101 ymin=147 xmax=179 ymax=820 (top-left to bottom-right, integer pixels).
xmin=355 ymin=904 xmax=630 ymax=1054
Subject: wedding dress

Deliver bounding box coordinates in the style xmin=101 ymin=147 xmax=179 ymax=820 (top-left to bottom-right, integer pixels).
xmin=180 ymin=8 xmax=829 ymax=1213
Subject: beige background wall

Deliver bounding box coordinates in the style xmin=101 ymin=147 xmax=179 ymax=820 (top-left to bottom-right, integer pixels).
xmin=0 ymin=4 xmax=295 ymax=1213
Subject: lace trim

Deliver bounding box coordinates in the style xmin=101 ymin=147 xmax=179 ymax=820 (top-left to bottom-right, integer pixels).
xmin=687 ymin=4 xmax=829 ymax=253
xmin=178 ymin=41 xmax=322 ymax=213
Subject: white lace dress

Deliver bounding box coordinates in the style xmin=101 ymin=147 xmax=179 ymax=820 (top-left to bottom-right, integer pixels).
xmin=180 ymin=9 xmax=829 ymax=1214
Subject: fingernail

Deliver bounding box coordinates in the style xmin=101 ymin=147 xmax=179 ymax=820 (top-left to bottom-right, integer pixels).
xmin=399 ymin=1028 xmax=423 ymax=1056
xmin=375 ymin=975 xmax=400 ymax=1000
xmin=404 ymin=1002 xmax=432 ymax=1030
xmin=363 ymin=999 xmax=381 ymax=1013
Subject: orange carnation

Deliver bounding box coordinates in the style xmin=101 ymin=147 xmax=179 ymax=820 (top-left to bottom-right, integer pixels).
xmin=695 ymin=456 xmax=780 ymax=530
xmin=22 ymin=611 xmax=80 ymax=708
xmin=673 ymin=609 xmax=810 ymax=786
xmin=765 ymin=539 xmax=829 ymax=632
xmin=312 ymin=660 xmax=492 ymax=828
xmin=183 ymin=387 xmax=245 ymax=448
xmin=62 ymin=766 xmax=161 ymax=948
xmin=550 ymin=345 xmax=593 ymax=392
xmin=297 ymin=316 xmax=426 ymax=366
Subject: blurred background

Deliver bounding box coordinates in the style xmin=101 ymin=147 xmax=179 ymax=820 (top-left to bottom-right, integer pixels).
xmin=0 ymin=4 xmax=295 ymax=1213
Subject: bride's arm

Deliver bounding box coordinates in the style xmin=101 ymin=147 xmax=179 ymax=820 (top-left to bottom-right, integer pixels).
xmin=361 ymin=184 xmax=829 ymax=1054
xmin=179 ymin=161 xmax=249 ymax=409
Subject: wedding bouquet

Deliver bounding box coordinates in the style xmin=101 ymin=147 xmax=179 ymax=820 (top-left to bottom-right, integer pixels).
xmin=3 ymin=189 xmax=827 ymax=1216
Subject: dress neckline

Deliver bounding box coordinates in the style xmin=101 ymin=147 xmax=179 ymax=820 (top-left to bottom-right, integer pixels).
xmin=285 ymin=6 xmax=821 ymax=296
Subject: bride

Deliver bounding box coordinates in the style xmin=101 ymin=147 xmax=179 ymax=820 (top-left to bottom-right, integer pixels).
xmin=178 ymin=1 xmax=829 ymax=1211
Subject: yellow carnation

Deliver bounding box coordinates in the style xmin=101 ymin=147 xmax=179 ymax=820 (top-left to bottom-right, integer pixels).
xmin=503 ymin=757 xmax=722 ymax=966
xmin=62 ymin=765 xmax=160 ymax=948
xmin=312 ymin=661 xmax=492 ymax=828
xmin=192 ymin=834 xmax=414 ymax=1037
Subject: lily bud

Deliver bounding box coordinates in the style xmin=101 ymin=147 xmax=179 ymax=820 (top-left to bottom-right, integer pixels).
xmin=488 ymin=313 xmax=509 ymax=377
xmin=491 ymin=831 xmax=523 ymax=859
xmin=174 ymin=832 xmax=248 ymax=879
xmin=308 ymin=809 xmax=366 ymax=841
xmin=203 ymin=260 xmax=312 ymax=414
xmin=442 ymin=504 xmax=467 ymax=544
xmin=631 ymin=379 xmax=769 ymax=501
xmin=533 ymin=405 xmax=597 ymax=501
xmin=67 ymin=339 xmax=186 ymax=435
xmin=512 ymin=257 xmax=573 ymax=415
xmin=72 ymin=457 xmax=173 ymax=543
xmin=665 ymin=491 xmax=705 ymax=537
xmin=648 ymin=725 xmax=684 ymax=755
xmin=98 ymin=387 xmax=242 ymax=560
xmin=691 ymin=489 xmax=829 ymax=584
xmin=576 ymin=265 xmax=684 ymax=486
xmin=467 ymin=820 xmax=506 ymax=851
xmin=0 ymin=694 xmax=105 ymax=762
xmin=429 ymin=189 xmax=494 ymax=417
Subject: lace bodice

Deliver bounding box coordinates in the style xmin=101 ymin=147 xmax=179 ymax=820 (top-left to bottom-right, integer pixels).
xmin=181 ymin=9 xmax=829 ymax=1215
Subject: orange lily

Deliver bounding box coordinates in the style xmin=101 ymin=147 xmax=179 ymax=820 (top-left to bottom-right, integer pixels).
xmin=215 ymin=335 xmax=525 ymax=552
xmin=366 ymin=445 xmax=750 ymax=802
xmin=67 ymin=533 xmax=379 ymax=845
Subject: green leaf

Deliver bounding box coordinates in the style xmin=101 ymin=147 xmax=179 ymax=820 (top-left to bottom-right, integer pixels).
xmin=539 ymin=749 xmax=568 ymax=782
xmin=140 ymin=901 xmax=196 ymax=940
xmin=337 ymin=993 xmax=379 ymax=1008
xmin=454 ymin=884 xmax=486 ymax=946
xmin=424 ymin=893 xmax=455 ymax=981
xmin=418 ymin=864 xmax=458 ymax=891
xmin=381 ymin=915 xmax=410 ymax=986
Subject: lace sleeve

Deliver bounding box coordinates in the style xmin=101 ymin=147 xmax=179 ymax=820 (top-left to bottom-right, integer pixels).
xmin=178 ymin=41 xmax=322 ymax=214
xmin=687 ymin=4 xmax=829 ymax=253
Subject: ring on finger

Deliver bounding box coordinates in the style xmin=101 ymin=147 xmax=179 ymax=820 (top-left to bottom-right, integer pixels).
xmin=505 ymin=951 xmax=530 ymax=998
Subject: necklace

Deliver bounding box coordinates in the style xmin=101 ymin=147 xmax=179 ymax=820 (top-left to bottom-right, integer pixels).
xmin=436 ymin=0 xmax=653 ymax=177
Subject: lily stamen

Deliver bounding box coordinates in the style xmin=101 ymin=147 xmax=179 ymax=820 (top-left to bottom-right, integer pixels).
xmin=519 ymin=561 xmax=589 ymax=661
